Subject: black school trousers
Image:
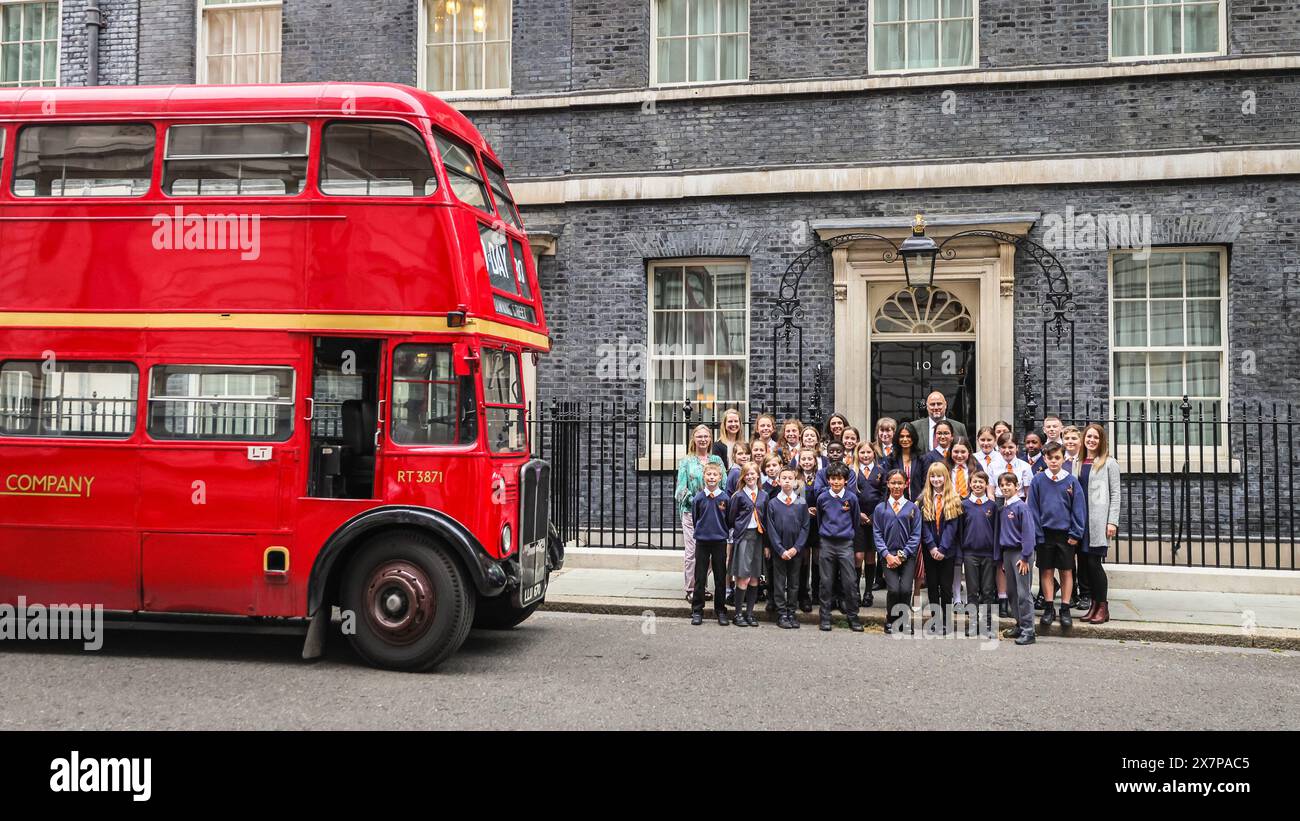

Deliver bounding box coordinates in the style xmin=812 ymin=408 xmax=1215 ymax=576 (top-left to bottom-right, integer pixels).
xmin=691 ymin=539 xmax=728 ymax=613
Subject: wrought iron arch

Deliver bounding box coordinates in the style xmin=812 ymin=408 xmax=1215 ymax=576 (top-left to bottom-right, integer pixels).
xmin=771 ymin=227 xmax=1076 ymax=432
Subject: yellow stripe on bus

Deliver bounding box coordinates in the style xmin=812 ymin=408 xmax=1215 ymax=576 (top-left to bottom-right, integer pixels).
xmin=0 ymin=311 xmax=551 ymax=351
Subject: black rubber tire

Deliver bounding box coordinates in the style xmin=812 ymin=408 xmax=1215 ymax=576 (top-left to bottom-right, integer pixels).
xmin=341 ymin=530 xmax=475 ymax=672
xmin=472 ymin=596 xmax=540 ymax=630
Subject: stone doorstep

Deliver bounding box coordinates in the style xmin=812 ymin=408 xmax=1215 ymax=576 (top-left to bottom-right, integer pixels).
xmin=538 ymin=596 xmax=1300 ymax=652
xmin=561 ymin=547 xmax=1300 ymax=596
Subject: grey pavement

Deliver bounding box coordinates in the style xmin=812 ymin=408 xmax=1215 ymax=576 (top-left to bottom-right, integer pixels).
xmin=1 ymin=611 xmax=1296 ymax=731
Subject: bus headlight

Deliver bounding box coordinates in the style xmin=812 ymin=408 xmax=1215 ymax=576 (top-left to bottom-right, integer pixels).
xmin=501 ymin=524 xmax=513 ymax=556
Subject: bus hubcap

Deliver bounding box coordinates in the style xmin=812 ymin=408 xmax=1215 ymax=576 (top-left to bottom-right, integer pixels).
xmin=364 ymin=561 xmax=435 ymax=645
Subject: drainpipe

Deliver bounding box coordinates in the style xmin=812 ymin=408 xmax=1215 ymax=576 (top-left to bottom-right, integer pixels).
xmin=85 ymin=0 xmax=107 ymax=86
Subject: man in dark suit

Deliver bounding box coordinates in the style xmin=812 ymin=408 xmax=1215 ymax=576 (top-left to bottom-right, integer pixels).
xmin=906 ymin=391 xmax=968 ymax=452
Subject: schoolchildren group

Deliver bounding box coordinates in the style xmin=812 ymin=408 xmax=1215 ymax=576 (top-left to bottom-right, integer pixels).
xmin=673 ymin=391 xmax=1123 ymax=645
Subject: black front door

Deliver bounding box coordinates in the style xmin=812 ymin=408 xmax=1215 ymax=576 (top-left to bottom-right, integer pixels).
xmin=870 ymin=342 xmax=976 ymax=437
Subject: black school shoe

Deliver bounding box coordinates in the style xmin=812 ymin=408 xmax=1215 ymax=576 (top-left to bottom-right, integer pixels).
xmin=998 ymin=599 xmax=1010 ymax=619
xmin=1002 ymin=626 xmax=1022 ymax=639
xmin=799 ymin=600 xmax=813 ymax=613
xmin=690 ymin=611 xmax=703 ymax=626
xmin=777 ymin=616 xmax=792 ymax=629
xmin=1073 ymin=596 xmax=1092 ymax=612
xmin=765 ymin=600 xmax=777 ymax=613
xmin=732 ymin=612 xmax=746 ymax=627
xmin=1033 ymin=593 xmax=1047 ymax=611
xmin=1039 ymin=603 xmax=1055 ymax=628
xmin=819 ymin=619 xmax=832 ymax=631
xmin=1058 ymin=605 xmax=1073 ymax=629
xmin=717 ymin=612 xmax=730 ymax=626
xmin=848 ymin=618 xmax=864 ymax=633
xmin=1015 ymin=631 xmax=1036 ymax=645
xmin=861 ymin=590 xmax=874 ymax=608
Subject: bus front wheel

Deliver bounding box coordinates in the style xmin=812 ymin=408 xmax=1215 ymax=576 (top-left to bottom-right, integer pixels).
xmin=341 ymin=531 xmax=475 ymax=671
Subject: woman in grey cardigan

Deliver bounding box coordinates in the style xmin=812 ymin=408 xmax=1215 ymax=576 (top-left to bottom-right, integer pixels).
xmin=1073 ymin=423 xmax=1122 ymax=624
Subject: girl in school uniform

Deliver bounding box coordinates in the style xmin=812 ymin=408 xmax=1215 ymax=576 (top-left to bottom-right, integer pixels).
xmin=948 ymin=437 xmax=975 ymax=498
xmin=780 ymin=418 xmax=803 ymax=466
xmin=725 ymin=442 xmax=751 ymax=496
xmin=873 ymin=469 xmax=922 ymax=634
xmin=973 ymin=425 xmax=1002 ymax=477
xmin=748 ymin=438 xmax=770 ymax=476
xmin=874 ymin=416 xmax=898 ymax=471
xmin=728 ymin=462 xmax=768 ymax=627
xmin=1073 ymin=423 xmax=1122 ymax=624
xmin=841 ymin=426 xmax=862 ymax=463
xmin=797 ymin=447 xmax=822 ymax=612
xmin=752 ymin=413 xmax=781 ymax=455
xmin=854 ymin=441 xmax=885 ymax=608
xmin=714 ymin=408 xmax=745 ymax=467
xmin=993 ymin=420 xmax=1014 ymax=443
xmin=795 ymin=426 xmax=826 ymax=470
xmin=919 ymin=462 xmax=963 ymax=634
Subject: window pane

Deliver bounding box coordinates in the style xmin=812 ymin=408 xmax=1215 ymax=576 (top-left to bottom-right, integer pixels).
xmin=942 ymin=0 xmax=971 ymax=16
xmin=454 ymin=42 xmax=484 ymax=91
xmin=685 ymin=312 xmax=715 ymax=355
xmin=1113 ymin=300 xmax=1146 ymax=346
xmin=434 ymin=133 xmax=491 ymax=209
xmin=202 ymin=6 xmax=281 ymax=85
xmin=148 ymin=365 xmax=293 ymax=441
xmin=907 ymin=21 xmax=939 ymax=69
xmin=482 ymin=348 xmax=523 ymax=406
xmin=1186 ymin=300 xmax=1221 ymax=346
xmin=1148 ymin=254 xmax=1183 ymax=297
xmin=21 ymin=2 xmax=40 ymax=39
xmin=653 ymin=311 xmax=683 ymax=350
xmin=657 ymin=36 xmax=687 ymax=83
xmin=719 ymin=34 xmax=747 ymax=79
xmin=653 ymin=266 xmax=684 ymax=309
xmin=939 ymin=19 xmax=973 ymax=66
xmin=485 ymin=41 xmax=510 ymax=90
xmin=655 ymin=359 xmax=685 ymax=403
xmin=14 ymin=123 xmax=155 ymax=198
xmin=510 ymin=239 xmax=532 ymax=298
xmin=321 ymin=121 xmax=437 ymax=197
xmin=1113 ymin=254 xmax=1147 ymax=297
xmin=659 ymin=0 xmax=688 ymax=37
xmin=484 ymin=163 xmax=521 ymax=227
xmin=715 ymin=267 xmax=745 ymax=308
xmin=1185 ymin=251 xmax=1220 ymax=297
xmin=874 ymin=23 xmax=905 ymax=70
xmin=720 ymin=0 xmax=747 ymax=33
xmin=391 ymin=344 xmax=477 ymax=446
xmin=1150 ymin=5 xmax=1181 ymax=55
xmin=716 ymin=310 xmax=746 ymax=355
xmin=876 ymin=0 xmax=904 ymax=23
xmin=165 ymin=123 xmax=308 ymax=196
xmin=1185 ymin=1 xmax=1219 ymax=53
xmin=909 ymin=0 xmax=938 ymax=19
xmin=1112 ymin=8 xmax=1144 ymax=58
xmin=690 ymin=35 xmax=717 ymax=82
xmin=1149 ymin=353 xmax=1182 ymax=397
xmin=1149 ymin=300 xmax=1184 ymax=346
xmin=684 ymin=266 xmax=714 ymax=308
xmin=691 ymin=0 xmax=717 ymax=35
xmin=716 ymin=360 xmax=746 ymax=401
xmin=1113 ymin=352 xmax=1146 ymax=397
xmin=1186 ymin=352 xmax=1220 ymax=397
xmin=1 ymin=361 xmax=138 ymax=438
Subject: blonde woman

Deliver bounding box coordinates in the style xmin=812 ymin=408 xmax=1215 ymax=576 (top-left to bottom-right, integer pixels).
xmin=919 ymin=462 xmax=963 ymax=634
xmin=1073 ymin=423 xmax=1122 ymax=624
xmin=713 ymin=408 xmax=745 ymax=467
xmin=675 ymin=424 xmax=725 ymax=600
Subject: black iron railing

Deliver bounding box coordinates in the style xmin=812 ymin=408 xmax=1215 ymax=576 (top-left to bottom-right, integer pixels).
xmin=527 ymin=397 xmax=1299 ymax=570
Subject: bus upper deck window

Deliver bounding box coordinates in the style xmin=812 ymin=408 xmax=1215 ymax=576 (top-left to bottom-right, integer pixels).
xmin=164 ymin=122 xmax=309 ymax=196
xmin=13 ymin=123 xmax=154 ymax=198
xmin=483 ymin=162 xmax=521 ymax=230
xmin=433 ymin=133 xmax=491 ymax=213
xmin=320 ymin=121 xmax=438 ymax=197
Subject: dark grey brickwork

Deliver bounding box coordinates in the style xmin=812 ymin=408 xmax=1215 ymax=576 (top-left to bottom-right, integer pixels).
xmin=979 ymin=0 xmax=1109 ymax=67
xmin=747 ymin=0 xmax=868 ymax=81
xmin=569 ymin=0 xmax=648 ymax=90
xmin=512 ymin=0 xmax=572 ymax=94
xmin=280 ymin=0 xmax=417 ymax=84
xmin=58 ymin=0 xmax=138 ymax=86
xmin=137 ymin=0 xmax=196 ymax=85
xmin=1230 ymin=0 xmax=1300 ymax=55
xmin=467 ymin=70 xmax=1300 ymax=178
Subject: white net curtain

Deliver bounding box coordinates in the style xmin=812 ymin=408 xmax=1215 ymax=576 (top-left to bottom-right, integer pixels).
xmin=202 ymin=0 xmax=283 ymax=84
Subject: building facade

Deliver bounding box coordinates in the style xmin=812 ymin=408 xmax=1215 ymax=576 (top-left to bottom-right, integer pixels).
xmin=11 ymin=1 xmax=1300 ymax=472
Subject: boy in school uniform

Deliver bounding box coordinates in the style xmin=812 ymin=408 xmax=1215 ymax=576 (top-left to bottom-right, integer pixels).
xmin=1024 ymin=430 xmax=1044 ymax=472
xmin=796 ymin=448 xmax=822 ymax=612
xmin=766 ymin=468 xmax=810 ymax=629
xmin=957 ymin=471 xmax=999 ymax=637
xmin=690 ymin=464 xmax=731 ymax=626
xmin=996 ymin=473 xmax=1038 ymax=645
xmin=1029 ymin=442 xmax=1087 ymax=629
xmin=815 ymin=463 xmax=864 ymax=632
xmin=873 ymin=469 xmax=922 ymax=634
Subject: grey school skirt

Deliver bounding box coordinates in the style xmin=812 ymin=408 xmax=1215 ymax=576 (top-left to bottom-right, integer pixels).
xmin=729 ymin=530 xmax=764 ymax=580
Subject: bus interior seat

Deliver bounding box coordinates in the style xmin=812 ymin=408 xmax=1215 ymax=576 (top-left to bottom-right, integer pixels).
xmin=340 ymin=399 xmax=377 ymax=498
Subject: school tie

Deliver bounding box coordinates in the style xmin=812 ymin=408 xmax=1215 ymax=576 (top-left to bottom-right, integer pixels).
xmin=749 ymin=490 xmax=763 ymax=533
xmin=891 ymin=500 xmax=901 ymax=514
xmin=956 ymin=467 xmax=967 ymax=497
xmin=784 ymin=496 xmax=792 ymax=506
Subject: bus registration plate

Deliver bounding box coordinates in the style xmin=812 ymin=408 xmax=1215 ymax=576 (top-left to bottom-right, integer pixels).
xmin=519 ymin=538 xmax=548 ymax=607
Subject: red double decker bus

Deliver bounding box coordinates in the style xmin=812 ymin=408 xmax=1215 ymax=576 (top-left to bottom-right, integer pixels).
xmin=0 ymin=83 xmax=558 ymax=671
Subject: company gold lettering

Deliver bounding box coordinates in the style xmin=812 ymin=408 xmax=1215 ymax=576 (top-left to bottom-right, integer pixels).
xmin=0 ymin=473 xmax=96 ymax=498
